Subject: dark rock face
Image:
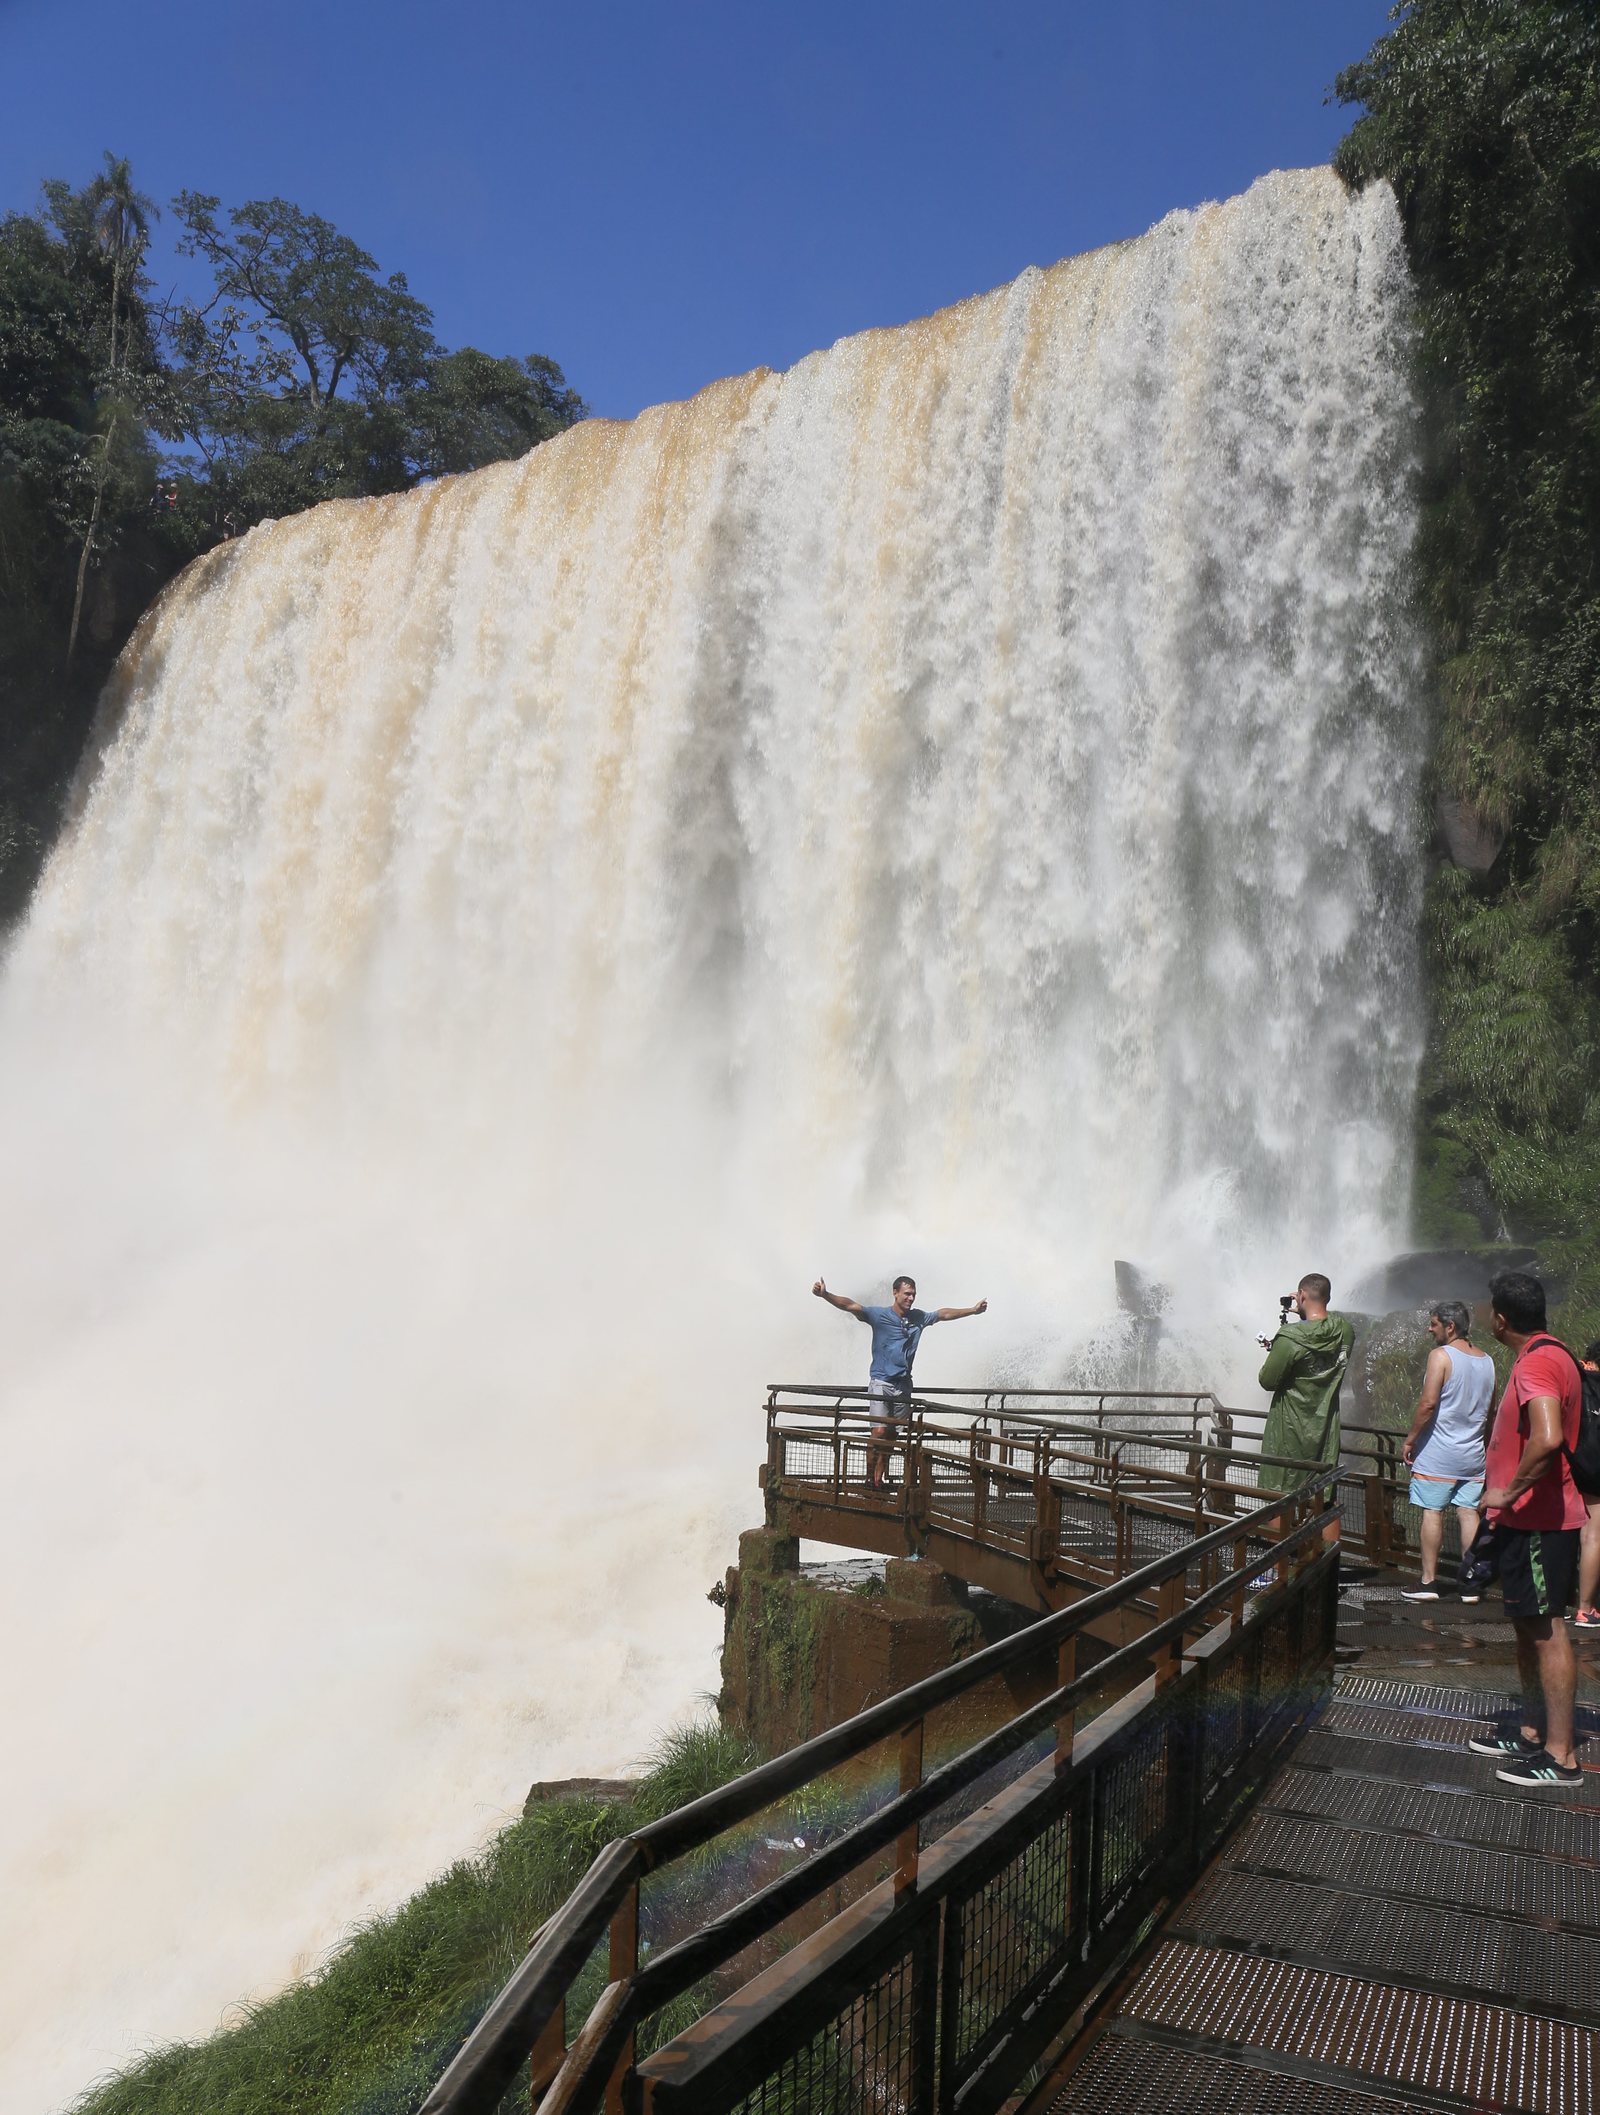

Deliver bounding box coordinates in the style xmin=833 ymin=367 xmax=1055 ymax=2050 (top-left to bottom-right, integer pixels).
xmin=1347 ymin=1246 xmax=1550 ymax=1317
xmin=1340 ymin=1247 xmax=1558 ymax=1430
xmin=1114 ymin=1260 xmax=1169 ymax=1321
xmin=1436 ymin=792 xmax=1506 ymax=875
xmin=523 ymin=1776 xmax=635 ymax=1814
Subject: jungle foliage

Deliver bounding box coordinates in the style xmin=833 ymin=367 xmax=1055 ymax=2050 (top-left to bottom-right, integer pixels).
xmin=0 ymin=157 xmax=584 ymax=922
xmin=1335 ymin=2 xmax=1600 ymax=1314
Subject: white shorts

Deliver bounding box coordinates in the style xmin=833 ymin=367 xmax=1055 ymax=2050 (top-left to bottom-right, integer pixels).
xmin=868 ymin=1378 xmax=910 ymax=1420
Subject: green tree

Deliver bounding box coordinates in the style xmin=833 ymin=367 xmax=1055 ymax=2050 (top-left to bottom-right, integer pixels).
xmin=1335 ymin=1 xmax=1600 ymax=1312
xmin=0 ymin=164 xmax=584 ymax=921
xmin=0 ymin=168 xmax=170 ymax=913
xmin=174 ymin=192 xmax=435 ymax=411
xmin=413 ymin=347 xmax=588 ymax=478
xmin=58 ymin=154 xmax=159 ymax=662
xmin=166 ymin=195 xmax=586 ymax=528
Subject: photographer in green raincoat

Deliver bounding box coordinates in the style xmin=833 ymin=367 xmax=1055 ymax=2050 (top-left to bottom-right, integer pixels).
xmin=1257 ymin=1273 xmax=1355 ymax=1488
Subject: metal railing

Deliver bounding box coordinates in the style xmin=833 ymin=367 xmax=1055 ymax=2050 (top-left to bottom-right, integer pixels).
xmin=764 ymin=1385 xmax=1422 ymax=1572
xmin=421 ymin=1473 xmax=1340 ymax=2115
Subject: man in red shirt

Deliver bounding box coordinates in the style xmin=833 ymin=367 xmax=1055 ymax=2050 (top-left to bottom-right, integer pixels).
xmin=1468 ymin=1270 xmax=1586 ymax=1788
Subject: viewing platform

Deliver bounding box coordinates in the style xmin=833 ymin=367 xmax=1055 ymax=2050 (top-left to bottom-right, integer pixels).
xmin=761 ymin=1385 xmax=1427 ymax=1626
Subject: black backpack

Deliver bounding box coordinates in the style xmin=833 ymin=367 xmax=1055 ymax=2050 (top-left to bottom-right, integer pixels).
xmin=1525 ymin=1334 xmax=1600 ymax=1499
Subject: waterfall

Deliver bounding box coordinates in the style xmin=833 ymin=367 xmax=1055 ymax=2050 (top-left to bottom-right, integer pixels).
xmin=1 ymin=167 xmax=1422 ymax=2108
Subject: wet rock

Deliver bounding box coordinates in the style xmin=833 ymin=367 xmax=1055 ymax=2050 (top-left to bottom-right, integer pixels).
xmin=1436 ymin=793 xmax=1505 ymax=875
xmin=1347 ymin=1245 xmax=1551 ymax=1316
xmin=523 ymin=1777 xmax=635 ymax=1813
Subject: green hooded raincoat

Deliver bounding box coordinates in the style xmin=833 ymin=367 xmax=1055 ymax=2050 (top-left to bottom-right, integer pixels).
xmin=1257 ymin=1314 xmax=1355 ymax=1489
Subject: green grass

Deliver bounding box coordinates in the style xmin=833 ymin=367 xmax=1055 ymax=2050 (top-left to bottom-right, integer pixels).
xmin=70 ymin=1718 xmax=760 ymax=2115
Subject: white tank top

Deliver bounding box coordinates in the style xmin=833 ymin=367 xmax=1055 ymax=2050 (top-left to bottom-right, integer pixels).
xmin=1413 ymin=1342 xmax=1495 ymax=1479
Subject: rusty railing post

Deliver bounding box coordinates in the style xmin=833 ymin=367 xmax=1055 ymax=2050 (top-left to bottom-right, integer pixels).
xmin=1372 ymin=1465 xmax=1393 ymax=1566
xmin=1189 ymin=1438 xmax=1205 ymax=1538
xmin=603 ymin=1878 xmax=639 ymax=2115
xmin=1154 ymin=1570 xmax=1186 ymax=1687
xmin=896 ymin=1718 xmax=924 ymax=1895
xmin=1054 ymin=1632 xmax=1078 ymax=1772
xmin=1275 ymin=1501 xmax=1294 ymax=1587
xmin=530 ymin=1995 xmax=565 ymax=2108
xmin=765 ymin=1402 xmax=781 ymax=1527
xmin=1037 ymin=1472 xmax=1061 ymax=1574
xmin=1316 ymin=1487 xmax=1340 ymax=1567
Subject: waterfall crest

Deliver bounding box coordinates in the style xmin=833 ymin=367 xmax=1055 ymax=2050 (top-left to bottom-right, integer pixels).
xmin=1 ymin=166 xmax=1423 ymax=2110
xmin=23 ymin=166 xmax=1420 ymax=1248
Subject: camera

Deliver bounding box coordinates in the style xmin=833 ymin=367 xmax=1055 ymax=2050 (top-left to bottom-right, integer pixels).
xmin=1257 ymin=1292 xmax=1299 ymax=1348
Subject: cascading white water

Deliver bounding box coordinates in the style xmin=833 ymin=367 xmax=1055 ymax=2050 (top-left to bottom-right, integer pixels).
xmin=2 ymin=167 xmax=1423 ymax=2109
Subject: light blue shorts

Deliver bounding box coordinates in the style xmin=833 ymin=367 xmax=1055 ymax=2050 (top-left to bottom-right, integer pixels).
xmin=1409 ymin=1473 xmax=1484 ymax=1511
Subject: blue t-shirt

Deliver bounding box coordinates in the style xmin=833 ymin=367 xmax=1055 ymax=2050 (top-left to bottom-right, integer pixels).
xmin=857 ymin=1304 xmax=940 ymax=1386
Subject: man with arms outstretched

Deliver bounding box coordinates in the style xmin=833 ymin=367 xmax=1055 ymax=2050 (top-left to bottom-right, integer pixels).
xmin=813 ymin=1273 xmax=988 ymax=1491
xmin=1468 ymin=1270 xmax=1586 ymax=1790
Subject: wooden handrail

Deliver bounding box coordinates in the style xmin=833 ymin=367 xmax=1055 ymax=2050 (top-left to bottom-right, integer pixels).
xmin=419 ymin=1838 xmax=640 ymax=2115
xmin=765 ymin=1382 xmax=1407 ymax=1444
xmin=422 ymin=1472 xmax=1338 ymax=2114
xmin=630 ymin=1500 xmax=1333 ymax=2016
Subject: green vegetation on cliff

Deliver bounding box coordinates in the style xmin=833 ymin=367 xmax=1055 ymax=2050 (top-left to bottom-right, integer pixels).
xmin=70 ymin=1719 xmax=755 ymax=2115
xmin=1336 ymin=2 xmax=1600 ymax=1318
xmin=0 ymin=158 xmax=583 ymax=922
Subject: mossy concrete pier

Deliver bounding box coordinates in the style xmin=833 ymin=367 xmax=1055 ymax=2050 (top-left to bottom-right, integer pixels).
xmin=717 ymin=1528 xmax=1061 ymax=1752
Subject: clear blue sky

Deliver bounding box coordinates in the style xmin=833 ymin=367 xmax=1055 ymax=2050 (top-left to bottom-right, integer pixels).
xmin=0 ymin=0 xmax=1395 ymax=420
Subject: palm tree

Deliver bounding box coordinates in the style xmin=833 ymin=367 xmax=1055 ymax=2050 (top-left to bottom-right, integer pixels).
xmin=67 ymin=154 xmax=158 ymax=664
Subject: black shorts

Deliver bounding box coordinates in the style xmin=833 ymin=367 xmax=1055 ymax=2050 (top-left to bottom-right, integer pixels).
xmin=1498 ymin=1526 xmax=1580 ymax=1621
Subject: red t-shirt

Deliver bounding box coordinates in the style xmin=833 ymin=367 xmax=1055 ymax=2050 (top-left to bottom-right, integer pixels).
xmin=1484 ymin=1337 xmax=1585 ymax=1529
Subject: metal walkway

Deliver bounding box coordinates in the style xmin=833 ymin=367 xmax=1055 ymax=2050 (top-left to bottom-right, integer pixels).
xmin=419 ymin=1399 xmax=1600 ymax=2115
xmin=762 ymin=1387 xmax=1424 ymax=1632
xmin=421 ymin=1477 xmax=1341 ymax=2114
xmin=1032 ymin=1666 xmax=1600 ymax=2115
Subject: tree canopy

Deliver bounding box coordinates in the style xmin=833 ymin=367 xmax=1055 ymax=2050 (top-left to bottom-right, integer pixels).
xmin=1336 ymin=1 xmax=1600 ymax=1309
xmin=0 ymin=160 xmax=584 ymax=918
xmin=164 ymin=191 xmax=585 ymax=535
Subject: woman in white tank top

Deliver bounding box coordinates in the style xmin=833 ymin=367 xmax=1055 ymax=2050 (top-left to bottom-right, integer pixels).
xmin=1401 ymin=1298 xmax=1496 ymax=1597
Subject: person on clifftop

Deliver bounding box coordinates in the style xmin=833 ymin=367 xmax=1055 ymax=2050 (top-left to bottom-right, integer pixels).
xmin=812 ymin=1273 xmax=988 ymax=1492
xmin=1256 ymin=1273 xmax=1354 ymax=1489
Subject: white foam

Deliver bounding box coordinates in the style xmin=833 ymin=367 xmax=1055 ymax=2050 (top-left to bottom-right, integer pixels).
xmin=0 ymin=167 xmax=1424 ymax=2109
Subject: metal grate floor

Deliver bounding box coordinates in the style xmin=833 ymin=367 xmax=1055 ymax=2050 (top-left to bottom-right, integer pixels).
xmin=1231 ymin=1807 xmax=1600 ymax=1930
xmin=1121 ymin=1941 xmax=1600 ymax=2114
xmin=1295 ymin=1726 xmax=1600 ymax=1802
xmin=1039 ymin=2033 xmax=1429 ymax=2115
xmin=1029 ymin=1636 xmax=1600 ymax=2114
xmin=1265 ymin=1762 xmax=1600 ymax=1863
xmin=1176 ymin=1864 xmax=1600 ymax=2022
xmin=1320 ymin=1697 xmax=1600 ymax=1759
xmin=1337 ymin=1674 xmax=1600 ymax=1733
